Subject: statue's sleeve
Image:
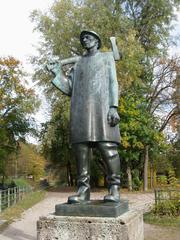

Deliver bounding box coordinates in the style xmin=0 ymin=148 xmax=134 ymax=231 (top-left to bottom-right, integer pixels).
xmin=51 ymin=68 xmax=73 ymax=97
xmin=108 ymin=53 xmax=119 ymax=107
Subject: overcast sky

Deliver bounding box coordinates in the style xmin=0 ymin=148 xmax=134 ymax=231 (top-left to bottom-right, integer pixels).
xmin=0 ymin=0 xmax=179 ymax=143
xmin=0 ymin=0 xmax=179 ymax=66
xmin=0 ymin=0 xmax=55 ymax=143
xmin=0 ymin=0 xmax=54 ymax=66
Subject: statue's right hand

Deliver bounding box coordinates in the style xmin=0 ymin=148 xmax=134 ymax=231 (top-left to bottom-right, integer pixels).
xmin=46 ymin=61 xmax=61 ymax=76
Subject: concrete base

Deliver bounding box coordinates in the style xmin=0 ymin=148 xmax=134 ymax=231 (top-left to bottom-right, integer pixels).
xmin=37 ymin=210 xmax=144 ymax=240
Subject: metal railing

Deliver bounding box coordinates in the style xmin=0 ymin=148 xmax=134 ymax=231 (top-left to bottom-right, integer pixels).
xmin=0 ymin=186 xmax=31 ymax=213
xmin=154 ymin=188 xmax=180 ymax=206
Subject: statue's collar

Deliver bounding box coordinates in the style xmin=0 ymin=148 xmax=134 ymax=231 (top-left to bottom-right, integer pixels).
xmin=83 ymin=50 xmax=100 ymax=57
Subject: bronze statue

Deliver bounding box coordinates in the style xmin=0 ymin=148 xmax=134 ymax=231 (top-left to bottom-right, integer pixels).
xmin=47 ymin=31 xmax=121 ymax=204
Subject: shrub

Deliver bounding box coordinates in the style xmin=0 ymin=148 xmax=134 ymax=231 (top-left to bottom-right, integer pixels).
xmin=132 ymin=169 xmax=142 ymax=190
xmin=168 ymin=170 xmax=178 ymax=187
xmin=157 ymin=175 xmax=168 ymax=186
xmin=13 ymin=178 xmax=30 ymax=188
xmin=154 ymin=200 xmax=180 ymax=217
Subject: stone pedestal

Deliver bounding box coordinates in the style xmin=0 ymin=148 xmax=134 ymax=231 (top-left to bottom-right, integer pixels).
xmin=37 ymin=210 xmax=144 ymax=240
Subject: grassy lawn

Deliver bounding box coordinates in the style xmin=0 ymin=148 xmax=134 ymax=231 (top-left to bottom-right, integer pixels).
xmin=0 ymin=190 xmax=46 ymax=232
xmin=144 ymin=212 xmax=180 ymax=227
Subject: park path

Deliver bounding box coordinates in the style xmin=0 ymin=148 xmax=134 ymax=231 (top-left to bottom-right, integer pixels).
xmin=144 ymin=223 xmax=180 ymax=240
xmin=0 ymin=190 xmax=167 ymax=240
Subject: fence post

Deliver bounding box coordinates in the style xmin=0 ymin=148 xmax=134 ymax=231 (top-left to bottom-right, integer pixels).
xmin=19 ymin=186 xmax=24 ymax=200
xmin=155 ymin=189 xmax=157 ymax=207
xmin=7 ymin=188 xmax=10 ymax=208
xmin=0 ymin=191 xmax=2 ymax=213
xmin=0 ymin=186 xmax=35 ymax=213
xmin=18 ymin=187 xmax=20 ymax=201
xmin=22 ymin=186 xmax=25 ymax=199
xmin=14 ymin=187 xmax=17 ymax=204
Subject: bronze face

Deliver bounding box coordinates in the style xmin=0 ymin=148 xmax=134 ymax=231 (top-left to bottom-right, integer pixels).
xmin=81 ymin=34 xmax=98 ymax=50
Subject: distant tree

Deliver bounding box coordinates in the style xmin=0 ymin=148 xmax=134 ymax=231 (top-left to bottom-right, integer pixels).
xmin=120 ymin=0 xmax=180 ymax=55
xmin=31 ymin=0 xmax=144 ymax=186
xmin=40 ymin=96 xmax=76 ymax=186
xmin=31 ymin=0 xmax=180 ymax=189
xmin=15 ymin=143 xmax=46 ymax=181
xmin=118 ymin=92 xmax=167 ymax=190
xmin=0 ymin=57 xmax=39 ymax=183
xmin=171 ymin=139 xmax=180 ymax=178
xmin=142 ymin=56 xmax=180 ymax=190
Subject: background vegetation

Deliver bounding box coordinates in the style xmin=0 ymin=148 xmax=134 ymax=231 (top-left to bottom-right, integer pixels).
xmin=0 ymin=0 xmax=179 ymax=192
xmin=30 ymin=0 xmax=180 ymax=190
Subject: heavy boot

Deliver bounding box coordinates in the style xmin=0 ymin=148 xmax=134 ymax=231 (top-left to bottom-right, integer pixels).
xmin=104 ymin=184 xmax=120 ymax=203
xmin=68 ymin=185 xmax=90 ymax=204
xmin=68 ymin=143 xmax=91 ymax=204
xmin=97 ymin=142 xmax=120 ymax=203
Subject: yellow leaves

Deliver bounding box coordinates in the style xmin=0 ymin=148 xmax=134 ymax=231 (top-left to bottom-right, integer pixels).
xmin=119 ymin=98 xmax=126 ymax=113
xmin=121 ymin=132 xmax=145 ymax=150
xmin=0 ymin=56 xmax=39 ymax=117
xmin=121 ymin=135 xmax=130 ymax=148
xmin=153 ymin=132 xmax=164 ymax=143
xmin=132 ymin=141 xmax=144 ymax=149
xmin=121 ymin=134 xmax=143 ymax=149
xmin=115 ymin=30 xmax=144 ymax=90
xmin=17 ymin=143 xmax=46 ymax=181
xmin=119 ymin=97 xmax=140 ymax=118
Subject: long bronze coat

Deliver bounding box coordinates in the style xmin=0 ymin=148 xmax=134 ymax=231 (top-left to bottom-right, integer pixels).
xmin=52 ymin=51 xmax=120 ymax=144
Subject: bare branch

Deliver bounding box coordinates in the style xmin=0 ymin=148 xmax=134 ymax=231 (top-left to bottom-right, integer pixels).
xmin=151 ymin=97 xmax=173 ymax=114
xmin=159 ymin=107 xmax=179 ymax=132
xmin=1 ymin=105 xmax=15 ymax=118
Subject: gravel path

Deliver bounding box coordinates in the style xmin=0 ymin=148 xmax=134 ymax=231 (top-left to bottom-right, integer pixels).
xmin=0 ymin=190 xmax=173 ymax=240
xmin=144 ymin=224 xmax=180 ymax=240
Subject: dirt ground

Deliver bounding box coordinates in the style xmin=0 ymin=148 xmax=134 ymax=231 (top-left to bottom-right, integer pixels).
xmin=0 ymin=191 xmax=179 ymax=240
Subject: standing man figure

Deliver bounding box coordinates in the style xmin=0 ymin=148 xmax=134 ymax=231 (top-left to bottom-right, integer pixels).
xmin=48 ymin=30 xmax=121 ymax=204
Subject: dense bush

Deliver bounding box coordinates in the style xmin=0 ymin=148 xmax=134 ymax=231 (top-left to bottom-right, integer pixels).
xmin=157 ymin=175 xmax=168 ymax=186
xmin=154 ymin=200 xmax=180 ymax=217
xmin=13 ymin=178 xmax=31 ymax=188
xmin=132 ymin=170 xmax=142 ymax=191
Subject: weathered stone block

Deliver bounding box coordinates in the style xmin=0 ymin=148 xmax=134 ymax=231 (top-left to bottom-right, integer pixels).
xmin=37 ymin=210 xmax=144 ymax=240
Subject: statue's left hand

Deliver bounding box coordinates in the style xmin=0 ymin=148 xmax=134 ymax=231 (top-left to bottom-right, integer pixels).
xmin=107 ymin=107 xmax=120 ymax=127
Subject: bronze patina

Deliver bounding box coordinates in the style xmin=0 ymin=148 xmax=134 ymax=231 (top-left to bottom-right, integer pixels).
xmin=47 ymin=31 xmax=121 ymax=204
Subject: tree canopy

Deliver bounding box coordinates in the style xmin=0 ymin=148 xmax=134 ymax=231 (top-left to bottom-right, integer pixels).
xmin=30 ymin=0 xmax=180 ymax=189
xmin=0 ymin=57 xmax=40 ymax=181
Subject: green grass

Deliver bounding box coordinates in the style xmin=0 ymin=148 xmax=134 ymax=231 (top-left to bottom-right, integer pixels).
xmin=0 ymin=190 xmax=46 ymax=232
xmin=144 ymin=212 xmax=180 ymax=227
xmin=13 ymin=178 xmax=30 ymax=187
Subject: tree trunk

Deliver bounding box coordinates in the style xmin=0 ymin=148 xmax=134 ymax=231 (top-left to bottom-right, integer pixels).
xmin=104 ymin=175 xmax=107 ymax=187
xmin=150 ymin=160 xmax=154 ymax=189
xmin=2 ymin=174 xmax=5 ymax=187
xmin=143 ymin=145 xmax=149 ymax=191
xmin=67 ymin=161 xmax=73 ymax=186
xmin=127 ymin=166 xmax=133 ymax=191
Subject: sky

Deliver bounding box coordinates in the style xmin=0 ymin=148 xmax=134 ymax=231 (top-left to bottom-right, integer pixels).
xmin=0 ymin=0 xmax=54 ymax=65
xmin=0 ymin=0 xmax=179 ymax=68
xmin=0 ymin=0 xmax=55 ymax=143
xmin=0 ymin=0 xmax=179 ymax=143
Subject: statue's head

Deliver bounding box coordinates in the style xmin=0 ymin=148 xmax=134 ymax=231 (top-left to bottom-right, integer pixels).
xmin=80 ymin=30 xmax=101 ymax=50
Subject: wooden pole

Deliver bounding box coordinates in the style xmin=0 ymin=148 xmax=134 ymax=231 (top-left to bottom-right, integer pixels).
xmin=14 ymin=187 xmax=17 ymax=204
xmin=8 ymin=188 xmax=10 ymax=208
xmin=143 ymin=145 xmax=149 ymax=191
xmin=0 ymin=191 xmax=2 ymax=213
